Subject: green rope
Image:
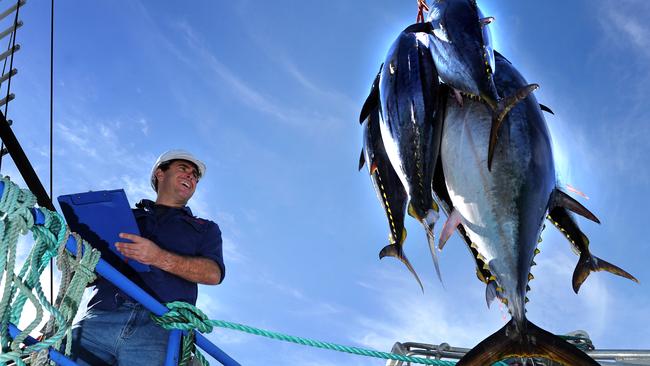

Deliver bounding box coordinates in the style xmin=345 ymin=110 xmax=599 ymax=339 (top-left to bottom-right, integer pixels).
xmin=0 ymin=176 xmax=101 ymax=365
xmin=153 ymin=301 xmax=510 ymax=366
xmin=205 ymin=319 xmax=459 ymax=366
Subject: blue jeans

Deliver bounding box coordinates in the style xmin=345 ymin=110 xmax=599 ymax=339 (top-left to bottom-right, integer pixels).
xmin=70 ymin=301 xmax=170 ymax=366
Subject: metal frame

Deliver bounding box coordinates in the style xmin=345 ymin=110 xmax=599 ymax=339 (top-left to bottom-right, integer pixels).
xmin=385 ymin=341 xmax=650 ymax=366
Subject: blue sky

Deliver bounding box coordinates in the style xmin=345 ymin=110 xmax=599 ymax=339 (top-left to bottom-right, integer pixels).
xmin=4 ymin=1 xmax=650 ymax=365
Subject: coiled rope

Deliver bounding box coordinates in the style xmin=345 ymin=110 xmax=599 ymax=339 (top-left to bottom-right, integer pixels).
xmin=0 ymin=176 xmax=100 ymax=365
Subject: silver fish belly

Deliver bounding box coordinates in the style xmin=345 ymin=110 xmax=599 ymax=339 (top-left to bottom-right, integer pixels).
xmin=440 ymin=67 xmax=554 ymax=325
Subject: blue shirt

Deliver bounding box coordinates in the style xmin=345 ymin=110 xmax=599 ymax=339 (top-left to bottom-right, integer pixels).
xmin=90 ymin=199 xmax=225 ymax=310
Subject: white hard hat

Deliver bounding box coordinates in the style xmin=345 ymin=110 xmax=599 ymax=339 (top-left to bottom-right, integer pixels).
xmin=150 ymin=149 xmax=207 ymax=191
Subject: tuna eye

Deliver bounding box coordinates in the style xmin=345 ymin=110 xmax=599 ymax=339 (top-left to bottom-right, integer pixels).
xmin=432 ymin=23 xmax=450 ymax=43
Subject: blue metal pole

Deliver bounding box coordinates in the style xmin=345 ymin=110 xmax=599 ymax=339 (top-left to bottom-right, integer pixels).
xmin=165 ymin=330 xmax=182 ymax=366
xmin=195 ymin=333 xmax=238 ymax=364
xmin=8 ymin=323 xmax=78 ymax=366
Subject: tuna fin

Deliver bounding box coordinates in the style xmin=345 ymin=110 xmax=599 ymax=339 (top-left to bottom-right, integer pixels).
xmin=407 ymin=202 xmax=418 ymax=219
xmin=485 ymin=282 xmax=497 ymax=308
xmin=379 ymin=243 xmax=424 ymax=292
xmin=573 ymin=253 xmax=639 ymax=293
xmin=424 ymin=224 xmax=443 ymax=284
xmin=539 ymin=103 xmax=554 ymax=114
xmin=456 ymin=317 xmax=600 ymax=366
xmin=370 ymin=162 xmax=378 ymax=175
xmin=359 ymin=69 xmax=382 ymax=123
xmin=453 ymin=89 xmax=464 ymax=107
xmin=487 ymin=84 xmax=539 ymax=171
xmin=550 ymin=189 xmax=600 ymax=224
xmin=358 ymin=149 xmax=365 ymax=171
xmin=407 ymin=204 xmax=443 ymax=283
xmin=566 ymin=183 xmax=589 ymax=200
xmin=480 ymin=17 xmax=495 ymax=26
xmin=438 ymin=208 xmax=462 ymax=250
xmin=475 ymin=268 xmax=488 ymax=284
xmin=422 ymin=209 xmax=442 ymax=284
xmin=493 ymin=50 xmax=511 ymax=64
xmin=359 ymin=88 xmax=378 ymax=124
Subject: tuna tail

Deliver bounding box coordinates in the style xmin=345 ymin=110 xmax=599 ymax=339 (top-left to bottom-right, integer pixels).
xmin=573 ymin=252 xmax=639 ymax=294
xmin=486 ymin=84 xmax=539 ymax=171
xmin=379 ymin=242 xmax=424 ymax=292
xmin=457 ymin=317 xmax=600 ymax=366
xmin=547 ymin=206 xmax=638 ymax=293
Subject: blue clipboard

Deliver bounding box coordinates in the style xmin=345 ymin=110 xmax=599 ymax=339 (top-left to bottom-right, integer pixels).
xmin=58 ymin=189 xmax=150 ymax=272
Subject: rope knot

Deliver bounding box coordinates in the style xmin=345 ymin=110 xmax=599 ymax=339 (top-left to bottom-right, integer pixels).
xmin=152 ymin=301 xmax=213 ymax=334
xmin=70 ymin=256 xmax=97 ymax=281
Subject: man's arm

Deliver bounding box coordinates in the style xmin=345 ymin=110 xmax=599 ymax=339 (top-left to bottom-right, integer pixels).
xmin=115 ymin=233 xmax=222 ymax=285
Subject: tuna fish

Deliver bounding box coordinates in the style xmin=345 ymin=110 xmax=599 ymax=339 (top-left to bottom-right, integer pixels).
xmin=359 ymin=70 xmax=424 ymax=291
xmin=439 ymin=51 xmax=602 ymax=365
xmin=407 ymin=0 xmax=538 ymax=170
xmin=378 ymin=28 xmax=445 ymax=281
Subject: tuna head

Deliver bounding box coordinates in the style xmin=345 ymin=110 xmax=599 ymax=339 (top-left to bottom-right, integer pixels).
xmin=425 ymin=0 xmax=498 ymax=105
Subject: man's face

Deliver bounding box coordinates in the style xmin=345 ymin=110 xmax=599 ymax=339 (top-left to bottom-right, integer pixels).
xmin=156 ymin=160 xmax=199 ymax=204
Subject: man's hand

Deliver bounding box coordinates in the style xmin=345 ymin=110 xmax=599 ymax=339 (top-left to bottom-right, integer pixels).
xmin=115 ymin=232 xmax=222 ymax=285
xmin=115 ymin=233 xmax=164 ymax=266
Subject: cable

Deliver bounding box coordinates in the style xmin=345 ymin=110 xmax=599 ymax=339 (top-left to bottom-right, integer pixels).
xmin=50 ymin=0 xmax=55 ymax=304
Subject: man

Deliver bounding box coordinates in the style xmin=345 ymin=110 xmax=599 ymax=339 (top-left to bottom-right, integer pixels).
xmin=71 ymin=149 xmax=225 ymax=366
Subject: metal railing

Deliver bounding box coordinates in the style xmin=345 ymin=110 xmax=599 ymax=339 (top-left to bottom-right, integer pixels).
xmin=385 ymin=340 xmax=650 ymax=366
